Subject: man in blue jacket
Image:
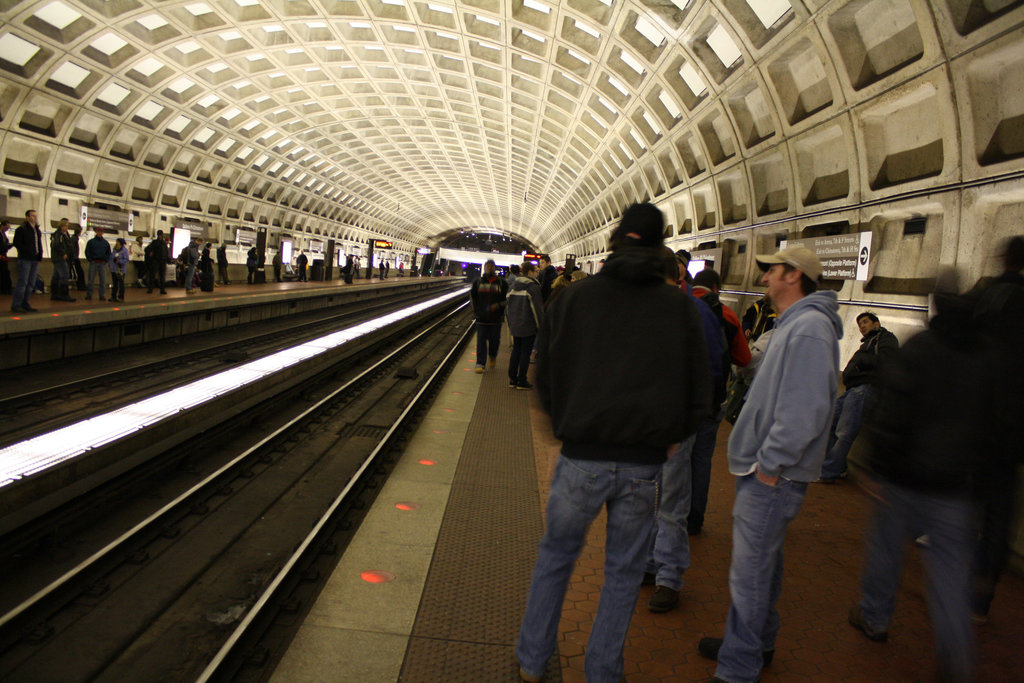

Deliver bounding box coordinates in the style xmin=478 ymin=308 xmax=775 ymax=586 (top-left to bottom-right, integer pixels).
xmin=699 ymin=245 xmax=842 ymax=683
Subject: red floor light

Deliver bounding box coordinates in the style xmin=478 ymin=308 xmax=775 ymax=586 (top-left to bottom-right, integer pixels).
xmin=395 ymin=502 xmax=420 ymax=511
xmin=432 ymin=429 xmax=446 ymax=434
xmin=360 ymin=570 xmax=395 ymax=584
xmin=418 ymin=459 xmax=436 ymax=466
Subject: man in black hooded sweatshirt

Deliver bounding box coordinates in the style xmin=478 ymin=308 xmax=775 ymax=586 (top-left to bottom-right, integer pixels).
xmin=516 ymin=203 xmax=711 ymax=683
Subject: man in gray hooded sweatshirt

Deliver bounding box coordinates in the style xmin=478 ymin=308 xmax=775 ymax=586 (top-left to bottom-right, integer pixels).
xmin=699 ymin=245 xmax=842 ymax=683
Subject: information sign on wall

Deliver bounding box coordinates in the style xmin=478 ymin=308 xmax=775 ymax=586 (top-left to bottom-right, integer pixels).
xmin=782 ymin=232 xmax=873 ymax=280
xmin=81 ymin=205 xmax=132 ymax=233
xmin=373 ymin=239 xmax=393 ymax=248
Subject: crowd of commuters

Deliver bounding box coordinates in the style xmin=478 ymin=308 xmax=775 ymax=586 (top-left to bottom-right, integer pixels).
xmin=466 ymin=204 xmax=1024 ymax=683
xmin=4 ymin=209 xmax=397 ymax=310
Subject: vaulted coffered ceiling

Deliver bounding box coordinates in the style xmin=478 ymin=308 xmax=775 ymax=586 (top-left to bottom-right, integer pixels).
xmin=0 ymin=0 xmax=1022 ymax=255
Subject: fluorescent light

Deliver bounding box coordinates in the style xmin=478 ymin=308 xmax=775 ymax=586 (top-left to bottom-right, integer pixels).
xmin=0 ymin=290 xmax=467 ymax=487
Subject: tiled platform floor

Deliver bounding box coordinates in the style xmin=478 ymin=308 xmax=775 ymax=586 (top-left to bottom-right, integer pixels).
xmin=527 ymin=393 xmax=1024 ymax=682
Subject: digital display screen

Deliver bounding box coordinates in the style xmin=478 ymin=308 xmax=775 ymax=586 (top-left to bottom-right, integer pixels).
xmin=172 ymin=227 xmax=191 ymax=262
xmin=280 ymin=240 xmax=293 ymax=265
xmin=687 ymin=258 xmax=712 ymax=278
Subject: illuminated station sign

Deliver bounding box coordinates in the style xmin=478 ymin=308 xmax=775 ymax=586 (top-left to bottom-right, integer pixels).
xmin=373 ymin=240 xmax=393 ymax=248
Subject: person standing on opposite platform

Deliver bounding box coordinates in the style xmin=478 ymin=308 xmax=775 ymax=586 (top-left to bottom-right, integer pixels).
xmin=699 ymin=245 xmax=842 ymax=683
xmin=84 ymin=226 xmax=112 ymax=301
xmin=145 ymin=231 xmax=169 ymax=295
xmin=690 ymin=268 xmax=750 ymax=536
xmin=644 ymin=248 xmax=724 ymax=615
xmin=296 ymin=250 xmax=308 ymax=282
xmin=469 ymin=258 xmax=507 ymax=373
xmin=216 ymin=242 xmax=230 ymax=286
xmin=505 ymin=261 xmax=543 ymax=390
xmin=10 ymin=209 xmax=43 ymax=312
xmin=130 ymin=235 xmax=146 ymax=288
xmin=49 ymin=218 xmax=76 ymax=302
xmin=819 ymin=311 xmax=898 ymax=482
xmin=517 ymin=203 xmax=711 ymax=683
xmin=0 ymin=221 xmax=12 ymax=296
xmin=109 ymin=237 xmax=129 ymax=302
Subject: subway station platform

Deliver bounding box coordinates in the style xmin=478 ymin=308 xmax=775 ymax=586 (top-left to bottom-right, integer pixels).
xmin=0 ymin=275 xmax=458 ymax=370
xmin=274 ymin=346 xmax=1024 ymax=682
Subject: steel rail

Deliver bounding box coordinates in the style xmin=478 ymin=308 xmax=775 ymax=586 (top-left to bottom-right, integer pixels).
xmin=195 ymin=314 xmax=475 ymax=682
xmin=0 ymin=298 xmax=469 ymax=637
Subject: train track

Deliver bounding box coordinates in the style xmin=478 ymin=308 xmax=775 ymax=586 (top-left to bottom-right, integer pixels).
xmin=0 ymin=300 xmax=473 ymax=682
xmin=0 ymin=283 xmax=462 ymax=447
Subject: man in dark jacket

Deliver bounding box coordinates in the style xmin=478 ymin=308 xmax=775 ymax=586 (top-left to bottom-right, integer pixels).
xmin=217 ymin=243 xmax=230 ymax=285
xmin=84 ymin=227 xmax=112 ymax=300
xmin=296 ymin=251 xmax=308 ymax=281
xmin=517 ymin=203 xmax=710 ymax=683
xmin=469 ymin=259 xmax=507 ymax=373
xmin=819 ymin=311 xmax=899 ymax=481
xmin=537 ymin=255 xmax=557 ymax=302
xmin=11 ymin=209 xmax=43 ymax=312
xmin=505 ymin=261 xmax=543 ymax=389
xmin=49 ymin=218 xmax=76 ymax=301
xmin=849 ymin=288 xmax=988 ymax=683
xmin=145 ymin=230 xmax=169 ymax=294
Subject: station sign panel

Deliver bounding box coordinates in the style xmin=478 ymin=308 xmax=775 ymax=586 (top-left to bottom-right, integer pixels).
xmin=81 ymin=205 xmax=132 ymax=233
xmin=373 ymin=240 xmax=393 ymax=248
xmin=523 ymin=253 xmax=544 ymax=262
xmin=782 ymin=232 xmax=872 ymax=280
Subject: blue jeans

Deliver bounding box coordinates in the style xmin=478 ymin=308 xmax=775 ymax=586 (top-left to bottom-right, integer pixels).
xmin=859 ymin=483 xmax=975 ymax=682
xmin=517 ymin=455 xmax=661 ymax=683
xmin=11 ymin=259 xmax=39 ymax=309
xmin=51 ymin=258 xmax=69 ymax=296
xmin=475 ymin=322 xmax=500 ymax=368
xmin=185 ymin=262 xmax=197 ymax=290
xmin=87 ymin=261 xmax=107 ymax=299
xmin=717 ymin=473 xmax=807 ymax=683
xmin=689 ymin=416 xmax=721 ymax=530
xmin=821 ymin=384 xmax=873 ymax=479
xmin=646 ymin=434 xmax=696 ymax=590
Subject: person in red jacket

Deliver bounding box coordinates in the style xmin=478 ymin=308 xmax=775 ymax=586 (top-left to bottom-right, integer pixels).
xmin=689 ymin=267 xmax=751 ymax=535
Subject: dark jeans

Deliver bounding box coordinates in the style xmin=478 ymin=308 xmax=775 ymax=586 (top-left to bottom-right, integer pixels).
xmin=147 ymin=261 xmax=166 ymax=292
xmin=248 ymin=266 xmax=257 ymax=284
xmin=111 ymin=272 xmax=125 ymax=300
xmin=133 ymin=260 xmax=146 ymax=285
xmin=11 ymin=259 xmax=39 ymax=309
xmin=689 ymin=416 xmax=722 ymax=531
xmin=508 ymin=334 xmax=535 ymax=384
xmin=475 ymin=322 xmax=500 ymax=368
xmin=972 ymin=471 xmax=1017 ymax=616
xmin=70 ymin=258 xmax=85 ymax=289
xmin=218 ymin=263 xmax=230 ymax=285
xmin=0 ymin=260 xmax=10 ymax=294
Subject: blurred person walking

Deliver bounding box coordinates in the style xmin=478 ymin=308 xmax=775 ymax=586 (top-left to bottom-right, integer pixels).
xmin=0 ymin=221 xmax=11 ymax=296
xmin=517 ymin=203 xmax=710 ymax=683
xmin=849 ymin=281 xmax=991 ymax=683
xmin=217 ymin=242 xmax=230 ymax=285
